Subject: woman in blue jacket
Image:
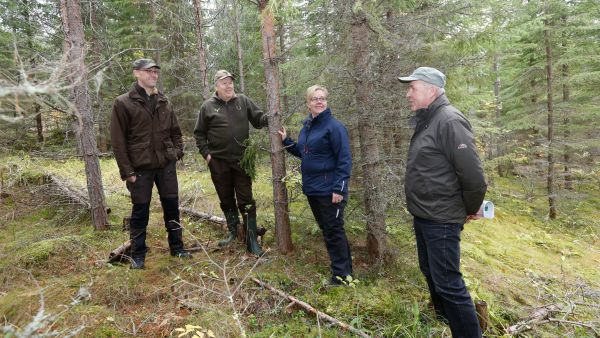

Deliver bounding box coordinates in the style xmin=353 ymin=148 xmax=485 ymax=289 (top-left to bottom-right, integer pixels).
xmin=278 ymin=85 xmax=353 ymax=285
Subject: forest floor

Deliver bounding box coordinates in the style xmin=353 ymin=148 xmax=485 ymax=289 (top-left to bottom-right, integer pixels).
xmin=1 ymin=151 xmax=599 ymax=337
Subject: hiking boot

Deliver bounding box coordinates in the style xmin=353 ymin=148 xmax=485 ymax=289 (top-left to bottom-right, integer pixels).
xmin=130 ymin=257 xmax=145 ymax=269
xmin=171 ymin=251 xmax=193 ymax=259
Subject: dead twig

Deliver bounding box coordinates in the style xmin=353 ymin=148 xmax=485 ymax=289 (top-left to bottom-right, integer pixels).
xmin=251 ymin=277 xmax=371 ymax=338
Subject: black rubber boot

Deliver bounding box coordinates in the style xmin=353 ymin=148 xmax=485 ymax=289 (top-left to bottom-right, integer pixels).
xmin=245 ymin=215 xmax=264 ymax=256
xmin=218 ymin=210 xmax=239 ymax=247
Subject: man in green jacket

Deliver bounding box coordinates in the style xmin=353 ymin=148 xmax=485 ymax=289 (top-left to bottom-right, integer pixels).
xmin=194 ymin=70 xmax=268 ymax=256
xmin=111 ymin=58 xmax=192 ymax=269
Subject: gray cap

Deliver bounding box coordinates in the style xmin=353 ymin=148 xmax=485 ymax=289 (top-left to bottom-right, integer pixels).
xmin=133 ymin=58 xmax=160 ymax=70
xmin=214 ymin=69 xmax=234 ymax=83
xmin=398 ymin=67 xmax=446 ymax=88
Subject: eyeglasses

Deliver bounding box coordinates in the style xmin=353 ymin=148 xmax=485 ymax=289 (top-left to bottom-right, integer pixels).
xmin=310 ymin=97 xmax=327 ymax=102
xmin=141 ymin=69 xmax=160 ymax=75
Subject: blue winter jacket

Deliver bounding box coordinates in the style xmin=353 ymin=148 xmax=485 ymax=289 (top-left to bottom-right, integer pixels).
xmin=282 ymin=108 xmax=352 ymax=198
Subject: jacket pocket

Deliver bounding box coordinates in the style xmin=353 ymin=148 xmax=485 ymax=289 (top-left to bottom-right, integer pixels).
xmin=128 ymin=141 xmax=152 ymax=169
xmin=164 ymin=140 xmax=178 ymax=161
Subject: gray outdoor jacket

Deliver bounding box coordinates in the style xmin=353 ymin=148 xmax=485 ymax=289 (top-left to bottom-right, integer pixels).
xmin=405 ymin=94 xmax=487 ymax=223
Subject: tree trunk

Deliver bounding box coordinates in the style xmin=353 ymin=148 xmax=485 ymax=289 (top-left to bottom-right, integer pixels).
xmin=193 ymin=0 xmax=210 ymax=100
xmin=278 ymin=22 xmax=289 ymax=115
xmin=35 ymin=110 xmax=43 ymax=142
xmin=544 ymin=1 xmax=556 ymax=220
xmin=234 ymin=0 xmax=245 ymax=94
xmin=60 ymin=0 xmax=109 ymax=230
xmin=351 ymin=2 xmax=387 ymax=263
xmin=258 ymin=0 xmax=292 ymax=253
xmin=561 ymin=14 xmax=572 ymax=191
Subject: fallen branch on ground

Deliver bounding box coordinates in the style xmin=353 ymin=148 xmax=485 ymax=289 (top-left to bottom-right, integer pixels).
xmin=107 ymin=240 xmax=131 ymax=263
xmin=506 ymin=304 xmax=562 ymax=335
xmin=47 ymin=174 xmax=111 ymax=214
xmin=251 ymin=277 xmax=371 ymax=338
xmin=180 ymin=207 xmax=226 ymax=226
xmin=48 ymin=174 xmax=91 ymax=209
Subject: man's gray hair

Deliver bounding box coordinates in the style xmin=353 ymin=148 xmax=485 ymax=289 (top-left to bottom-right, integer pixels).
xmin=423 ymin=81 xmax=445 ymax=96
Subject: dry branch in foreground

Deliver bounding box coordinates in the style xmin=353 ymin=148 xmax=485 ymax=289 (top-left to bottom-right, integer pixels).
xmin=252 ymin=277 xmax=371 ymax=338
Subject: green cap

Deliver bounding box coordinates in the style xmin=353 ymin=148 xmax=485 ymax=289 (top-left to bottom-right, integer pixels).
xmin=398 ymin=67 xmax=446 ymax=88
xmin=214 ymin=69 xmax=234 ymax=84
xmin=133 ymin=58 xmax=160 ymax=70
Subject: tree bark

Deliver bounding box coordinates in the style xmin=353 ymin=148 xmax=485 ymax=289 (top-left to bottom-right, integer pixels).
xmin=351 ymin=2 xmax=387 ymax=263
xmin=560 ymin=14 xmax=572 ymax=191
xmin=60 ymin=0 xmax=109 ymax=230
xmin=193 ymin=0 xmax=210 ymax=100
xmin=278 ymin=22 xmax=289 ymax=115
xmin=544 ymin=1 xmax=557 ymax=220
xmin=258 ymin=0 xmax=292 ymax=253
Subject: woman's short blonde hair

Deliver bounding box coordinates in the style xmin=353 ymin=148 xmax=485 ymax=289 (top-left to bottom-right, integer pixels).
xmin=305 ymin=85 xmax=328 ymax=103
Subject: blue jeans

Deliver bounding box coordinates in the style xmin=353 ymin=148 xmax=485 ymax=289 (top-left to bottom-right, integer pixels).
xmin=413 ymin=217 xmax=481 ymax=338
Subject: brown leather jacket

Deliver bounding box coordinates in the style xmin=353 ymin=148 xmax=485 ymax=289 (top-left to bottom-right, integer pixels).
xmin=110 ymin=83 xmax=183 ymax=180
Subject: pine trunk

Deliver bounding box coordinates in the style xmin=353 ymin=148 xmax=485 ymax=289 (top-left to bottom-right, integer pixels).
xmin=60 ymin=0 xmax=109 ymax=230
xmin=193 ymin=0 xmax=210 ymax=100
xmin=351 ymin=3 xmax=387 ymax=263
xmin=561 ymin=14 xmax=572 ymax=191
xmin=258 ymin=0 xmax=292 ymax=253
xmin=278 ymin=22 xmax=289 ymax=115
xmin=544 ymin=2 xmax=557 ymax=220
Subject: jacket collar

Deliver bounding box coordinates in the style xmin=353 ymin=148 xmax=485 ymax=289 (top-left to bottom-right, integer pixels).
xmin=128 ymin=82 xmax=166 ymax=103
xmin=415 ymin=94 xmax=449 ymax=123
xmin=211 ymin=92 xmax=238 ymax=104
xmin=305 ymin=108 xmax=331 ymax=126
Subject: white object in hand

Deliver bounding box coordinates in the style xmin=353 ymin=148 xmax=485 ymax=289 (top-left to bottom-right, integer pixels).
xmin=476 ymin=200 xmax=494 ymax=219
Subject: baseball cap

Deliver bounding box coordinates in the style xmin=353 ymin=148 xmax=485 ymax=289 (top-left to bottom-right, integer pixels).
xmin=133 ymin=58 xmax=160 ymax=70
xmin=214 ymin=70 xmax=234 ymax=83
xmin=398 ymin=67 xmax=446 ymax=88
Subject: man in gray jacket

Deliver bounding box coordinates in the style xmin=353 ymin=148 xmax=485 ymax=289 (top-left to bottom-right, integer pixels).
xmin=194 ymin=70 xmax=268 ymax=256
xmin=399 ymin=67 xmax=487 ymax=338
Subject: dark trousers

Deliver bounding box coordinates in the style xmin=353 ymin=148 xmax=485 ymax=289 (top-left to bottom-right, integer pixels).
xmin=413 ymin=217 xmax=482 ymax=338
xmin=208 ymin=157 xmax=256 ymax=216
xmin=126 ymin=162 xmax=184 ymax=258
xmin=307 ymin=195 xmax=352 ymax=280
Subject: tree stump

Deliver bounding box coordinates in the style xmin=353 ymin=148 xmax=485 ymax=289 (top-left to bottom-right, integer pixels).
xmin=476 ymin=300 xmax=489 ymax=333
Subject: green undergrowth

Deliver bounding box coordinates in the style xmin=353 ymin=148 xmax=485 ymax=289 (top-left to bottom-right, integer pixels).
xmin=0 ymin=152 xmax=599 ymax=337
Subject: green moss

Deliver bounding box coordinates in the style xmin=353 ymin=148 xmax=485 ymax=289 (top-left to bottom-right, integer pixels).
xmin=17 ymin=235 xmax=82 ymax=266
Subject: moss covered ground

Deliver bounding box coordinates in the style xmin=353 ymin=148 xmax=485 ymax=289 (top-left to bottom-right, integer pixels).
xmin=0 ymin=152 xmax=598 ymax=337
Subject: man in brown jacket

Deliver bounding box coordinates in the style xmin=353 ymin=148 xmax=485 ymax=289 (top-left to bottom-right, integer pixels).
xmin=194 ymin=70 xmax=268 ymax=256
xmin=111 ymin=58 xmax=192 ymax=269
